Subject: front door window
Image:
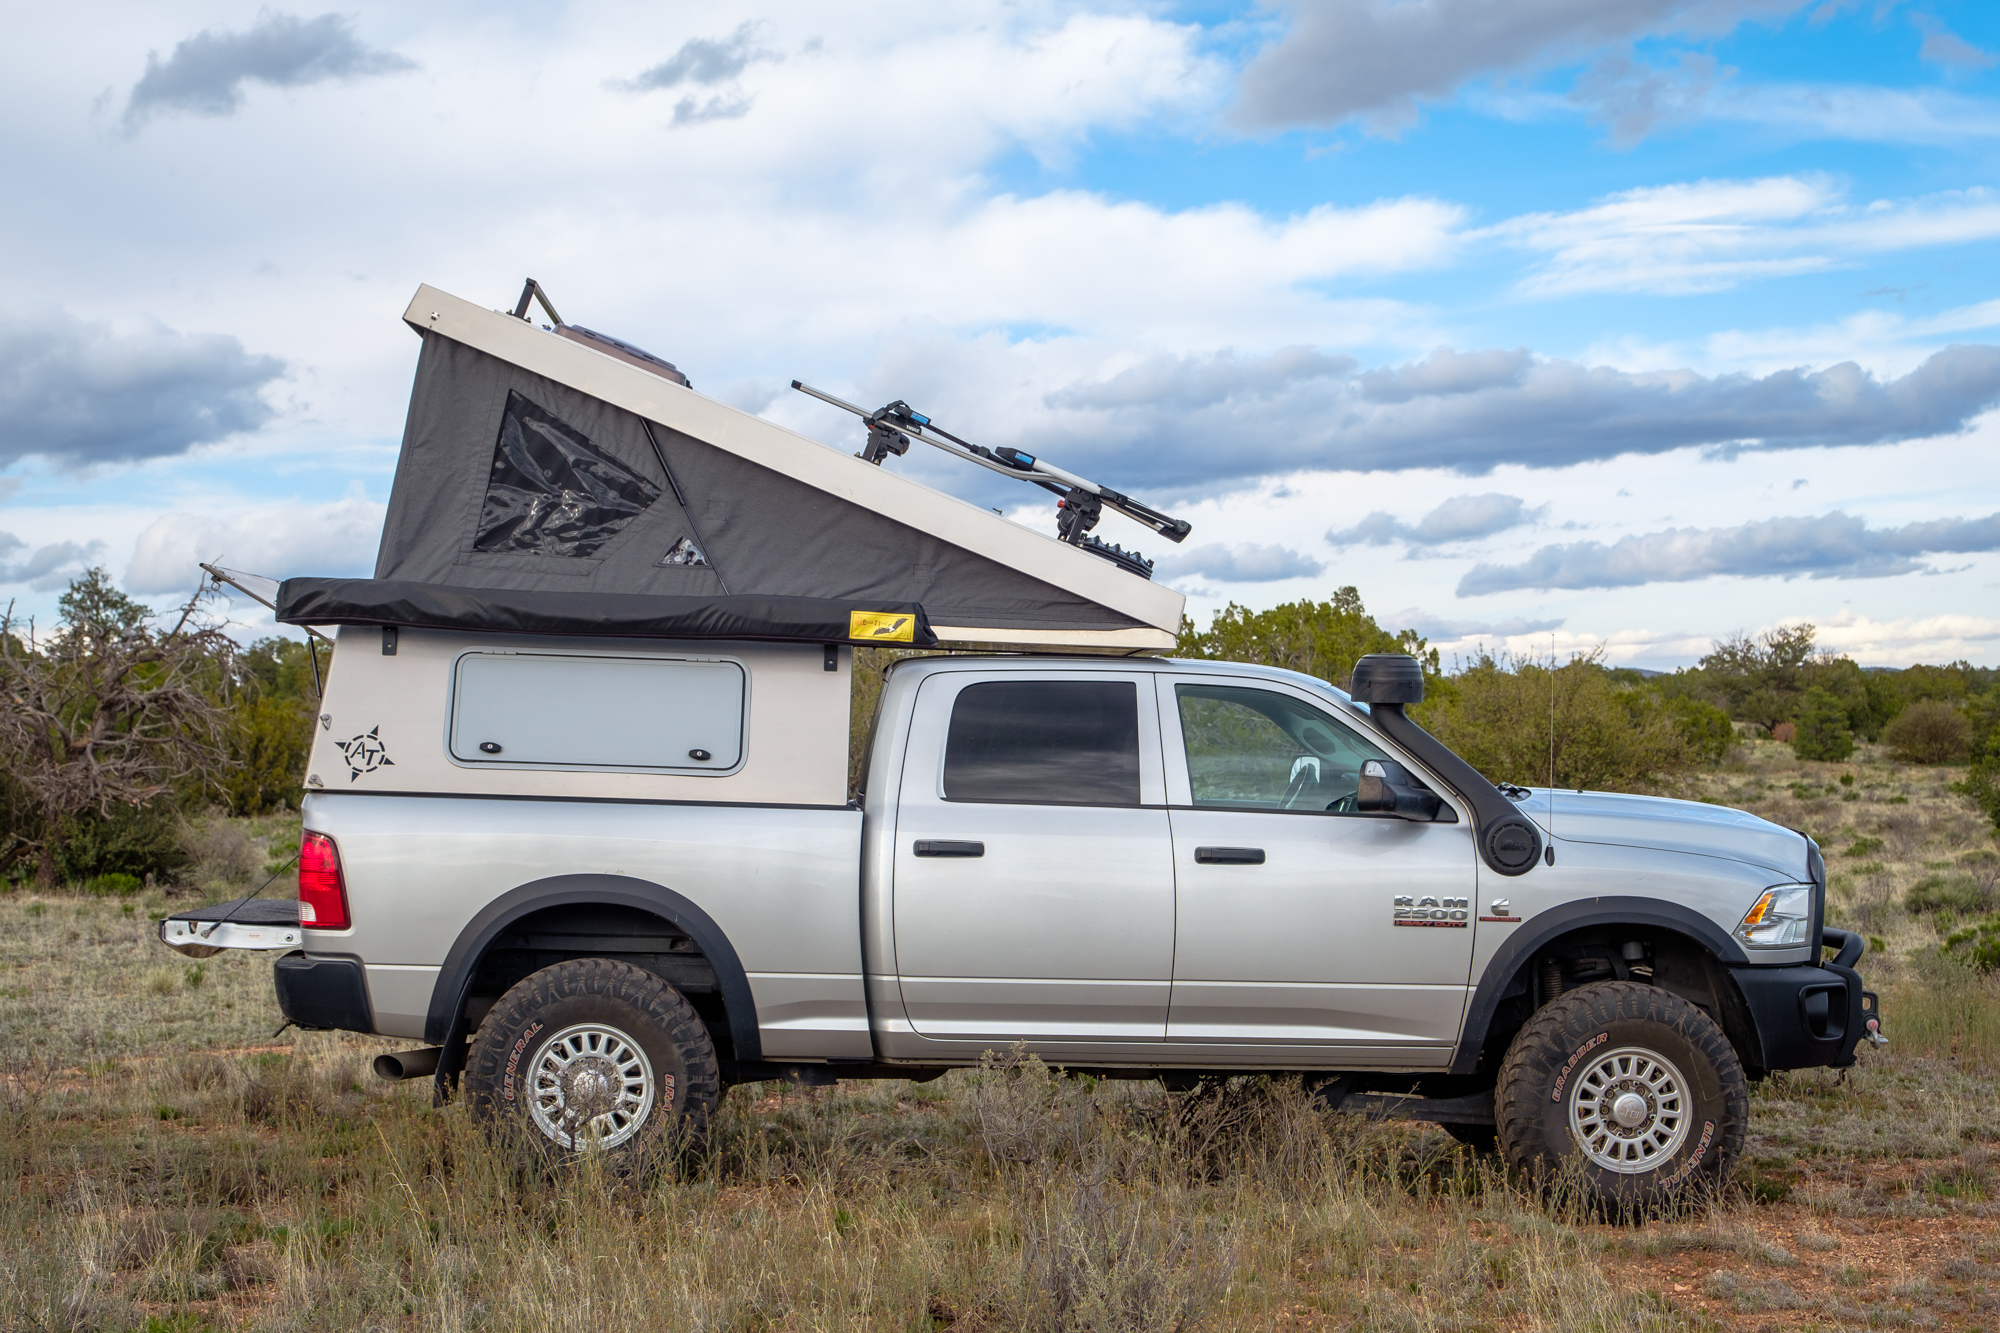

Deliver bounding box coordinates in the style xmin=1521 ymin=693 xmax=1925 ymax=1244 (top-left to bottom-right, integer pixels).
xmin=1177 ymin=683 xmax=1393 ymax=813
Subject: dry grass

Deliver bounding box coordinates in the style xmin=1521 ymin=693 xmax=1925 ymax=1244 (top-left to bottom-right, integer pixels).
xmin=2 ymin=749 xmax=1997 ymax=1331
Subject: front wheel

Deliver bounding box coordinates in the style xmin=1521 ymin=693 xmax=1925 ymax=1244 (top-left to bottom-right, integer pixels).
xmin=1496 ymin=980 xmax=1746 ymax=1213
xmin=465 ymin=958 xmax=721 ymax=1172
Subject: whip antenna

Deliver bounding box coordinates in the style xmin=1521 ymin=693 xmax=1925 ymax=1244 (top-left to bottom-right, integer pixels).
xmin=1547 ymin=632 xmax=1556 ymax=866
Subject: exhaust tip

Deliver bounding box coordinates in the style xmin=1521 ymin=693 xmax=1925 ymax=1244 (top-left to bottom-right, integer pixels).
xmin=372 ymin=1047 xmax=443 ymax=1082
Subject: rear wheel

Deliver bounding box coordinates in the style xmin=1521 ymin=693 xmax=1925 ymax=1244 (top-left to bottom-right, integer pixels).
xmin=465 ymin=958 xmax=720 ymax=1172
xmin=1496 ymin=980 xmax=1746 ymax=1213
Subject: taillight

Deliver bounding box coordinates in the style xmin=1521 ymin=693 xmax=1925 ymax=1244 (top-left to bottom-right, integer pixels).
xmin=298 ymin=831 xmax=350 ymax=930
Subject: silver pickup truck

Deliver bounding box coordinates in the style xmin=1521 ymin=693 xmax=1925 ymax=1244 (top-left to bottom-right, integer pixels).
xmin=166 ymin=638 xmax=1879 ymax=1210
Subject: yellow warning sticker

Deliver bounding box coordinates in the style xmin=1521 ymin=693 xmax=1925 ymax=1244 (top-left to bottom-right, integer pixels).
xmin=849 ymin=610 xmax=916 ymax=642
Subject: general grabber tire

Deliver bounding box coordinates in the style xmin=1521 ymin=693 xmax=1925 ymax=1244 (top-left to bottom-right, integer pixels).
xmin=465 ymin=958 xmax=721 ymax=1173
xmin=1496 ymin=980 xmax=1747 ymax=1214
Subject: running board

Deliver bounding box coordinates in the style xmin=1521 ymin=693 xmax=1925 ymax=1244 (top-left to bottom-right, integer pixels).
xmin=1326 ymin=1088 xmax=1496 ymax=1126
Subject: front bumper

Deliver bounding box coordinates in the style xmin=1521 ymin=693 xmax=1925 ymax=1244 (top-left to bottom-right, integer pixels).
xmin=1729 ymin=927 xmax=1880 ymax=1072
xmin=273 ymin=952 xmax=375 ymax=1034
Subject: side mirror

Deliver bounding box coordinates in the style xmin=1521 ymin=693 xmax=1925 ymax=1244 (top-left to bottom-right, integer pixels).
xmin=1357 ymin=759 xmax=1442 ymax=821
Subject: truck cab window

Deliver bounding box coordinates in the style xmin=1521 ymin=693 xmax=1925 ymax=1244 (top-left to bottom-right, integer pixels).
xmin=943 ymin=680 xmax=1140 ymax=806
xmin=1176 ymin=684 xmax=1393 ymax=813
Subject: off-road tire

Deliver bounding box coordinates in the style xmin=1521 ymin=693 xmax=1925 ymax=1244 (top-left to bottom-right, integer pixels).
xmin=1496 ymin=980 xmax=1746 ymax=1213
xmin=465 ymin=958 xmax=720 ymax=1172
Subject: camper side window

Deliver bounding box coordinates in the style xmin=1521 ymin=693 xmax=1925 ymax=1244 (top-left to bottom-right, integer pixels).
xmin=942 ymin=680 xmax=1140 ymax=807
xmin=450 ymin=653 xmax=745 ymax=771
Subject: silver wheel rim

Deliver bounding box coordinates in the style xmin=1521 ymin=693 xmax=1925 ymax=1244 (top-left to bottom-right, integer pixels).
xmin=525 ymin=1022 xmax=657 ymax=1150
xmin=1566 ymin=1044 xmax=1691 ymax=1173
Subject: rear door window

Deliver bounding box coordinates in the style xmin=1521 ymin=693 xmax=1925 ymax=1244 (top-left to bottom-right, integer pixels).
xmin=943 ymin=680 xmax=1140 ymax=806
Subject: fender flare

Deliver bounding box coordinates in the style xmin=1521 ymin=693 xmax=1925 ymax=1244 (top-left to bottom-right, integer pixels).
xmin=1451 ymin=895 xmax=1749 ymax=1076
xmin=424 ymin=873 xmax=761 ymax=1062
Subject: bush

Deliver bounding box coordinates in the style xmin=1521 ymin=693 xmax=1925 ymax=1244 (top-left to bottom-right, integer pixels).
xmin=1944 ymin=918 xmax=2000 ymax=972
xmin=1790 ymin=686 xmax=1854 ymax=762
xmin=1906 ymin=874 xmax=1996 ymax=916
xmin=52 ymin=803 xmax=189 ymax=886
xmin=217 ymin=637 xmax=322 ymax=815
xmin=1668 ymin=696 xmax=1734 ymax=765
xmin=1176 ymin=587 xmax=1435 ymax=693
xmin=1424 ymin=651 xmax=1698 ymax=792
xmin=1883 ymin=701 xmax=1970 ymax=764
xmin=1960 ymin=691 xmax=2000 ymax=834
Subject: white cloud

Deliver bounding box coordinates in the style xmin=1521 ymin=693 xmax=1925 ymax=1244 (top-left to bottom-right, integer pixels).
xmin=0 ymin=310 xmax=284 ymax=468
xmin=1491 ymin=176 xmax=2000 ymax=296
xmin=1458 ymin=509 xmax=2000 ymax=595
xmin=0 ymin=533 xmax=108 ymax=593
xmin=1014 ymin=341 xmax=2000 ymax=492
xmin=1809 ymin=608 xmax=2000 ymax=664
xmin=1156 ymin=541 xmax=1325 ymax=583
xmin=1328 ymin=493 xmax=1537 ymax=546
xmin=123 ymin=490 xmax=385 ymax=595
xmin=1230 ymin=0 xmax=1803 ymax=132
xmin=124 ymin=11 xmax=416 ymax=130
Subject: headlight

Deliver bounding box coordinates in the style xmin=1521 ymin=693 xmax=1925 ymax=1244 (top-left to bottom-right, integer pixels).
xmin=1735 ymin=885 xmax=1814 ymax=949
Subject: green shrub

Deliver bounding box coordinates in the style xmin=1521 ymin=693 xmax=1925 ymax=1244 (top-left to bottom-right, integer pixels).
xmin=1957 ymin=691 xmax=2000 ymax=834
xmin=1906 ymin=874 xmax=1995 ymax=916
xmin=52 ymin=803 xmax=189 ymax=886
xmin=1790 ymin=686 xmax=1855 ymax=762
xmin=1883 ymin=701 xmax=1970 ymax=764
xmin=1668 ymin=696 xmax=1734 ymax=765
xmin=1944 ymin=918 xmax=2000 ymax=972
xmin=1845 ymin=836 xmax=1884 ymax=857
xmin=84 ymin=872 xmax=143 ymax=896
xmin=216 ymin=637 xmax=323 ymax=815
xmin=1425 ymin=651 xmax=1700 ymax=792
xmin=1175 ymin=586 xmax=1434 ymax=692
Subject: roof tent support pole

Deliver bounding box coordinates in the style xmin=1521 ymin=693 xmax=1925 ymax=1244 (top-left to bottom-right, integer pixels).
xmin=511 ymin=277 xmax=564 ymax=327
xmin=640 ymin=417 xmax=731 ymax=595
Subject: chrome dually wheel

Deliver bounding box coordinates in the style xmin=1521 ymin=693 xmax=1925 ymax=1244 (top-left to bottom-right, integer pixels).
xmin=526 ymin=1022 xmax=657 ymax=1150
xmin=1566 ymin=1045 xmax=1690 ymax=1172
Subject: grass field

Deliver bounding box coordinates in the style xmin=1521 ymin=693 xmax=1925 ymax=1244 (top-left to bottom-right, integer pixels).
xmin=3 ymin=741 xmax=1998 ymax=1331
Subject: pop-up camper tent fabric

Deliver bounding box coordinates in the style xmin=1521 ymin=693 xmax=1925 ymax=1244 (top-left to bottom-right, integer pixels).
xmin=365 ymin=288 xmax=1185 ymax=647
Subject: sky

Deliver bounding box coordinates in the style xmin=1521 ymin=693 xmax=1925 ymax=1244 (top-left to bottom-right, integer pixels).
xmin=4 ymin=0 xmax=2000 ymax=669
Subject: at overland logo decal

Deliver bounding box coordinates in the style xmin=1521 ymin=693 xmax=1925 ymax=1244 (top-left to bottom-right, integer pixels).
xmin=1550 ymin=1032 xmax=1610 ymax=1103
xmin=335 ymin=726 xmax=395 ymax=781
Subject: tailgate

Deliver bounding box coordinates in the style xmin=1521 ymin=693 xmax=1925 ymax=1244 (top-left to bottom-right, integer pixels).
xmin=159 ymin=898 xmax=302 ymax=958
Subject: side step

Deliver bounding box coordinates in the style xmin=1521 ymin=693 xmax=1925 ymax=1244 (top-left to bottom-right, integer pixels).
xmin=1309 ymin=1075 xmax=1495 ymax=1126
xmin=158 ymin=898 xmax=301 ymax=958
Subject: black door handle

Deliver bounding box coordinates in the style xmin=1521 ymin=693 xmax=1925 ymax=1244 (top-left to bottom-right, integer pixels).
xmin=914 ymin=840 xmax=985 ymax=858
xmin=1195 ymin=846 xmax=1265 ymax=865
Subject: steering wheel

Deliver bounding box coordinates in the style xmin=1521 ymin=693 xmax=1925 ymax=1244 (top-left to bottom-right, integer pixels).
xmin=1279 ymin=762 xmax=1315 ymax=810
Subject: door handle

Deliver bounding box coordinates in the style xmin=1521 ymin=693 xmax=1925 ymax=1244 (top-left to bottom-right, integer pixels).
xmin=914 ymin=840 xmax=985 ymax=858
xmin=1195 ymin=846 xmax=1265 ymax=865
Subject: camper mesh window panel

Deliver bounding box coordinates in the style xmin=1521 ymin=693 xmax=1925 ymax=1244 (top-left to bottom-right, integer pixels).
xmin=473 ymin=390 xmax=660 ymax=557
xmin=943 ymin=680 xmax=1140 ymax=806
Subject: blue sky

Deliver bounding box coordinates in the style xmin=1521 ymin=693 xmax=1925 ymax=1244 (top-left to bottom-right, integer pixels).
xmin=3 ymin=0 xmax=1999 ymax=667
